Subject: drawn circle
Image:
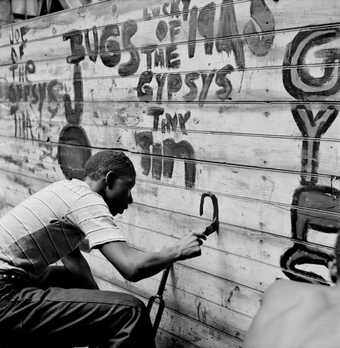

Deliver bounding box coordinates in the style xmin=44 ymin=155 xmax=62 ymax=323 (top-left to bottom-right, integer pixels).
xmin=156 ymin=20 xmax=168 ymax=42
xmin=57 ymin=125 xmax=91 ymax=179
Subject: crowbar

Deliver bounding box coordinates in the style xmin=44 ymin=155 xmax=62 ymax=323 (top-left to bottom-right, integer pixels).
xmin=200 ymin=192 xmax=219 ymax=236
xmin=147 ymin=192 xmax=219 ymax=336
xmin=146 ymin=266 xmax=171 ymax=337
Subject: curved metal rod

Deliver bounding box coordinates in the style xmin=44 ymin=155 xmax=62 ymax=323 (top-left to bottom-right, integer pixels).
xmin=200 ymin=192 xmax=219 ymax=235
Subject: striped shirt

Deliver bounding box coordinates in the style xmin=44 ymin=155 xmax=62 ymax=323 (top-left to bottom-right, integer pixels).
xmin=0 ymin=179 xmax=126 ymax=276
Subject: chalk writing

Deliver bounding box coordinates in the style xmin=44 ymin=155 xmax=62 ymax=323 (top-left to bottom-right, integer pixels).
xmin=143 ymin=0 xmax=191 ymax=20
xmin=7 ymin=26 xmax=63 ymax=140
xmin=8 ymin=78 xmax=63 ymax=105
xmin=11 ymin=106 xmax=34 ymax=139
xmin=9 ymin=26 xmax=30 ymax=81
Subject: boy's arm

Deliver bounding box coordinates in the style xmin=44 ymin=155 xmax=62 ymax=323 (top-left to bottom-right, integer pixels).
xmin=99 ymin=232 xmax=206 ymax=282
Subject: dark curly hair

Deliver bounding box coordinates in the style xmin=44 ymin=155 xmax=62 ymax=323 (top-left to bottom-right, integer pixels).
xmin=84 ymin=150 xmax=136 ymax=180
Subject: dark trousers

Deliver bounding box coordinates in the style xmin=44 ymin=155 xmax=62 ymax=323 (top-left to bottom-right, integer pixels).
xmin=0 ymin=268 xmax=156 ymax=348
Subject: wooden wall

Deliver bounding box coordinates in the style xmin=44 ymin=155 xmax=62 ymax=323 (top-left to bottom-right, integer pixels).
xmin=0 ymin=0 xmax=340 ymax=346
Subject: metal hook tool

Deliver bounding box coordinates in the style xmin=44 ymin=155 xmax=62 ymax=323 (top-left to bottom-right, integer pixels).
xmin=200 ymin=192 xmax=219 ymax=236
xmin=147 ymin=266 xmax=170 ymax=337
xmin=147 ymin=192 xmax=219 ymax=337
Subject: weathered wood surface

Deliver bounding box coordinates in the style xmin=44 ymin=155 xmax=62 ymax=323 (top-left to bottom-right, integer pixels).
xmin=0 ymin=118 xmax=340 ymax=177
xmin=89 ymin=251 xmax=252 ymax=339
xmin=96 ymin=277 xmax=244 ymax=348
xmin=1 ymin=0 xmax=340 ymax=346
xmin=0 ymin=138 xmax=339 ymax=244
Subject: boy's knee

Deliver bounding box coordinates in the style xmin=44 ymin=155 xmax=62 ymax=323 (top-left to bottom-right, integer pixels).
xmin=98 ymin=294 xmax=155 ymax=346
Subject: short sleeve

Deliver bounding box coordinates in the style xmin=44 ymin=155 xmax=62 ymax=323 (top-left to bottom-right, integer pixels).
xmin=65 ymin=192 xmax=126 ymax=250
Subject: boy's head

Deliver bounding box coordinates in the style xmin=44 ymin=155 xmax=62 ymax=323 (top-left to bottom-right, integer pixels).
xmin=84 ymin=151 xmax=136 ymax=215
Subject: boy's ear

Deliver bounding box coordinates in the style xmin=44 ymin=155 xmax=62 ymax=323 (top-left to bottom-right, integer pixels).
xmin=329 ymin=259 xmax=338 ymax=284
xmin=105 ymin=171 xmax=117 ymax=189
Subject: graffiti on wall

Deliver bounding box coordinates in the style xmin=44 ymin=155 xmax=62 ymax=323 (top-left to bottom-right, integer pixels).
xmin=2 ymin=25 xmax=64 ymax=165
xmin=281 ymin=28 xmax=340 ymax=284
xmin=131 ymin=0 xmax=273 ymax=187
xmin=138 ymin=0 xmax=275 ymax=103
xmin=135 ymin=107 xmax=196 ymax=188
xmin=57 ymin=44 xmax=91 ymax=179
xmin=6 ymin=1 xmax=340 ymax=285
xmin=59 ymin=0 xmax=275 ymax=187
xmin=3 ymin=0 xmax=276 ymax=188
xmin=4 ymin=25 xmax=64 ymax=142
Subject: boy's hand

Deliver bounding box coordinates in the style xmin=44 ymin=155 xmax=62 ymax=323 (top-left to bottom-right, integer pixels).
xmin=173 ymin=233 xmax=207 ymax=261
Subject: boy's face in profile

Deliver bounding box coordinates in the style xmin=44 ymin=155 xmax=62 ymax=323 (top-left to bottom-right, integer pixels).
xmin=103 ymin=175 xmax=135 ymax=215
